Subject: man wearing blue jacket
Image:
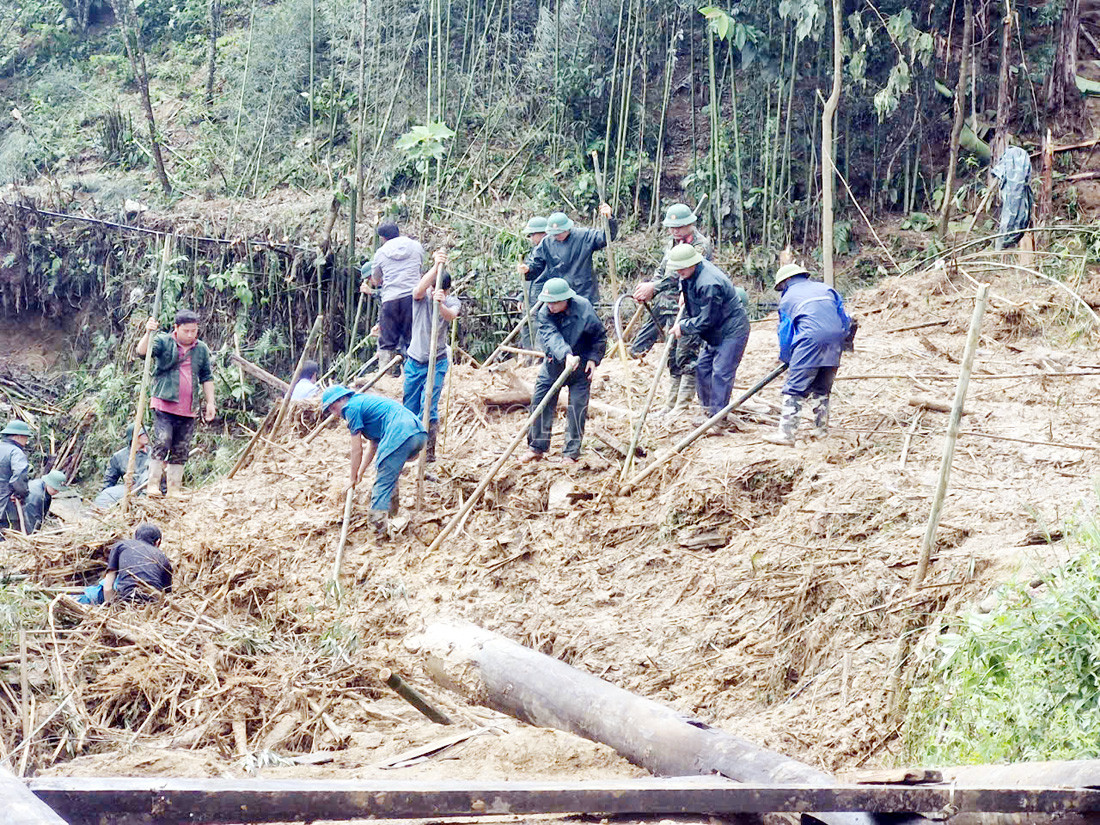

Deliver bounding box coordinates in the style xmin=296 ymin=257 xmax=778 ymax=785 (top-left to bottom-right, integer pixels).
xmin=321 ymin=385 xmax=427 ymax=532
xmin=522 ymin=278 xmax=607 ymax=465
xmin=668 ymin=244 xmax=750 ymax=419
xmin=767 ymin=263 xmax=852 ymax=445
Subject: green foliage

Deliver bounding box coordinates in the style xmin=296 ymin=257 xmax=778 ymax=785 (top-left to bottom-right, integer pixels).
xmin=900 ymin=212 xmax=936 ymax=231
xmin=395 ymin=121 xmax=456 ymax=176
xmin=904 ymin=517 xmax=1100 ymax=764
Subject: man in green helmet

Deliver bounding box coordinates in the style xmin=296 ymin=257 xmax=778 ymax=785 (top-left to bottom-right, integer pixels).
xmin=520 ymin=205 xmax=615 ymax=308
xmin=0 ymin=420 xmax=31 ymax=533
xmin=24 ymin=469 xmax=66 ymax=534
xmin=518 ymin=216 xmax=548 ymax=353
xmin=631 ymin=202 xmax=713 ymax=416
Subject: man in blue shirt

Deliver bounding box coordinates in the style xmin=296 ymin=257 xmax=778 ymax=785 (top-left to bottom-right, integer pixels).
xmin=766 ymin=263 xmax=852 ymax=445
xmin=322 ymin=385 xmax=427 ymax=531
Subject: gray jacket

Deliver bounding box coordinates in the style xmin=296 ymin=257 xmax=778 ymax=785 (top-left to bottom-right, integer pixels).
xmin=103 ymin=446 xmax=149 ymax=491
xmin=23 ymin=478 xmax=50 ymax=534
xmin=0 ymin=437 xmax=29 ymax=508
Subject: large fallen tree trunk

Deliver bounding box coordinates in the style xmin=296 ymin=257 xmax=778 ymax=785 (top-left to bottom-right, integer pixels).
xmin=409 ymin=622 xmax=877 ymax=825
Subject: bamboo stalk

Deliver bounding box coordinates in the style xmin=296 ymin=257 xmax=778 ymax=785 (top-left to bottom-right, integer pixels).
xmin=380 ymin=668 xmax=452 ymax=725
xmin=620 ymin=308 xmax=683 ymax=483
xmin=266 ymin=315 xmax=324 ymax=448
xmin=441 ymin=318 xmax=458 ymax=455
xmin=331 ymin=487 xmax=354 ymax=586
xmin=483 ymin=305 xmax=541 ymax=367
xmin=427 ymin=362 xmax=577 ymax=554
xmin=912 ymin=284 xmax=989 ymax=589
xmin=122 ymin=236 xmax=172 ymax=514
xmin=416 ymin=256 xmax=447 ymax=511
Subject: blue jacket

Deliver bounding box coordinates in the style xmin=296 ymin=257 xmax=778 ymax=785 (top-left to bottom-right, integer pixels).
xmin=537 ymin=295 xmax=607 ymax=366
xmin=678 ymin=260 xmax=750 ymax=347
xmin=525 ymin=224 xmax=615 ymax=305
xmin=777 ymin=276 xmax=851 ymax=369
xmin=342 ymin=393 xmax=426 ymax=466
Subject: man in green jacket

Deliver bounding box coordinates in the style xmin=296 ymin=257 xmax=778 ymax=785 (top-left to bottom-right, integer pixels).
xmin=136 ymin=309 xmax=216 ymax=496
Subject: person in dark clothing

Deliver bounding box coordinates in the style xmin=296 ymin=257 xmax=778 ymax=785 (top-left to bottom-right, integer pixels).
xmin=520 ymin=206 xmax=616 ymax=307
xmin=105 ymin=523 xmax=173 ymax=604
xmin=518 ymin=216 xmax=548 ymax=352
xmin=669 ymin=244 xmax=750 ymax=419
xmin=102 ymin=424 xmax=150 ymax=491
xmin=136 ymin=309 xmax=216 ymax=496
xmin=0 ymin=420 xmax=31 ymax=533
xmin=24 ymin=470 xmax=67 ymax=534
xmin=362 ymin=222 xmax=428 ymax=374
xmin=521 ymin=278 xmax=607 ymax=464
xmin=765 ymin=263 xmax=852 ymax=445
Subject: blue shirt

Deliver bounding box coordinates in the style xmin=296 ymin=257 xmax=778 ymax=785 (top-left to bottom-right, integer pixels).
xmin=341 ymin=393 xmax=426 ymax=465
xmin=777 ymin=276 xmax=851 ymax=369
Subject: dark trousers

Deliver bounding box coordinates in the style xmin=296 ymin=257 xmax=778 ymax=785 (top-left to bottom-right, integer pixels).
xmin=379 ymin=295 xmax=413 ymax=353
xmin=528 ymin=360 xmax=591 ymax=459
xmin=153 ymin=410 xmax=196 ymax=464
xmin=695 ymin=332 xmax=749 ymax=415
xmin=631 ymin=312 xmax=701 ymax=376
xmin=784 ymin=366 xmax=838 ymax=398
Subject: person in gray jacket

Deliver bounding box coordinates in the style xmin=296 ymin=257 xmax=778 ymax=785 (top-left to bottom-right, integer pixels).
xmin=102 ymin=425 xmax=150 ymax=491
xmin=362 ymin=222 xmax=427 ymax=373
xmin=0 ymin=420 xmax=31 ymax=533
xmin=24 ymin=469 xmax=66 ymax=534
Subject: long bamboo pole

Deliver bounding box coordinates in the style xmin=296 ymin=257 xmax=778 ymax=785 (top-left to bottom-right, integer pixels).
xmin=483 ymin=304 xmax=540 ymax=367
xmin=912 ymin=283 xmax=989 ymax=589
xmin=427 ymin=362 xmax=577 ymax=553
xmin=590 ymin=151 xmax=621 ymax=311
xmin=621 ymin=363 xmax=788 ymax=494
xmin=122 ymin=236 xmax=172 ymax=514
xmin=266 ymin=314 xmax=324 ymax=446
xmin=332 ymin=487 xmax=355 ymax=585
xmin=416 ymin=256 xmax=447 ymax=510
xmin=619 ymin=308 xmax=683 ymax=482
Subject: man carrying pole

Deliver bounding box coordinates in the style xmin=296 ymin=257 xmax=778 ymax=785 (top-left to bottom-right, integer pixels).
xmin=405 ymin=250 xmax=460 ymax=463
xmin=669 ymin=244 xmax=750 ymax=422
xmin=631 ymin=203 xmax=713 ymax=417
xmin=764 ymin=263 xmax=852 ymax=446
xmin=521 ymin=278 xmax=606 ymax=465
xmin=135 ymin=309 xmax=216 ymax=496
xmin=520 ymin=206 xmax=615 ymax=309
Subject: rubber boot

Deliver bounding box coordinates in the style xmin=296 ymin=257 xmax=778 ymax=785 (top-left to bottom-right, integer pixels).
xmin=166 ymin=464 xmax=185 ymax=496
xmin=669 ymin=374 xmax=696 ymax=417
xmin=377 ymin=349 xmax=397 ymax=376
xmin=388 ymin=479 xmax=400 ymax=517
xmin=809 ymin=393 xmax=830 ymax=439
xmin=368 ymin=509 xmax=389 ymax=538
xmin=426 ymin=420 xmax=439 ymax=462
xmin=147 ymin=460 xmax=165 ymax=498
xmin=764 ymin=395 xmax=801 ymax=446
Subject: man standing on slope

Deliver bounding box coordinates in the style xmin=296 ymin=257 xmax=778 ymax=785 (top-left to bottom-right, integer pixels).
xmin=362 ymin=222 xmax=427 ymax=374
xmin=631 ymin=203 xmax=713 ymax=416
xmin=321 ymin=385 xmax=427 ymax=534
xmin=0 ymin=420 xmax=31 ymax=532
xmin=521 ymin=278 xmax=607 ymax=465
xmin=518 ymin=215 xmax=548 ymax=353
xmin=669 ymin=244 xmax=750 ymax=421
xmin=765 ymin=263 xmax=852 ymax=446
xmin=136 ymin=309 xmax=216 ymax=496
xmin=520 ymin=205 xmax=616 ymax=308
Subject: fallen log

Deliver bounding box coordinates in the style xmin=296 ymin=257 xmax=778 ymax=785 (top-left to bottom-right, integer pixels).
xmin=908 ymin=395 xmax=974 ymax=415
xmin=230 ymin=353 xmax=290 ymax=393
xmin=409 ymin=621 xmax=875 ymax=825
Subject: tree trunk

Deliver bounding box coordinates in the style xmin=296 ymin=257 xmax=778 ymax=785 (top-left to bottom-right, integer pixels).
xmin=1045 ymin=0 xmax=1085 ymax=127
xmin=412 ymin=622 xmax=875 ymax=825
xmin=820 ymin=0 xmax=842 ymax=287
xmin=990 ymin=0 xmax=1014 ymax=166
xmin=938 ymin=0 xmax=973 ymax=240
xmin=205 ymin=0 xmax=219 ymax=107
xmin=110 ymin=0 xmax=172 ymax=196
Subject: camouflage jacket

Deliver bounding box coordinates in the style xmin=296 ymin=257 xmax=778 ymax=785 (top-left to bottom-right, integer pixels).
xmin=649 ymin=230 xmax=713 ymax=320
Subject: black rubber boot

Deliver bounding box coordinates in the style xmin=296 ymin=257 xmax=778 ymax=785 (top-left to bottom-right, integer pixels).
xmin=426 ymin=420 xmax=439 ymax=463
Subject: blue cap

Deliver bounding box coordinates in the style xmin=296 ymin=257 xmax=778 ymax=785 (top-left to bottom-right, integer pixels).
xmin=321 ymin=385 xmax=355 ymax=413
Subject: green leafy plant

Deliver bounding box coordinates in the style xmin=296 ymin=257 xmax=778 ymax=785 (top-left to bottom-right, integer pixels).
xmin=395 ymin=121 xmax=456 ymax=176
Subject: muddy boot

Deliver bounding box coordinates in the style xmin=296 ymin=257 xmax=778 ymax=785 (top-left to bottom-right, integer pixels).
xmin=653 ymin=375 xmax=681 ymax=418
xmin=764 ymin=394 xmax=801 ymax=446
xmin=368 ymin=509 xmax=389 ymax=538
xmin=669 ymin=374 xmax=696 ymax=417
xmin=165 ymin=464 xmax=185 ymax=496
xmin=377 ymin=349 xmax=398 ymax=376
xmin=809 ymin=393 xmax=831 ymax=439
xmin=147 ymin=460 xmax=165 ymax=498
xmin=426 ymin=420 xmax=439 ymax=462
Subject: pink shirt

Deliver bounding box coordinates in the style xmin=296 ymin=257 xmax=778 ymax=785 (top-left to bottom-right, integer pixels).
xmin=152 ymin=343 xmax=195 ymax=417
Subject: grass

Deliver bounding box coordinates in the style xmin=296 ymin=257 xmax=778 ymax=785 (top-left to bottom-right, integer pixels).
xmin=903 ymin=513 xmax=1100 ymax=764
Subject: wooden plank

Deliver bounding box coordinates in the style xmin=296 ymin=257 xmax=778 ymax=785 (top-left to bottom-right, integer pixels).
xmin=28 ymin=777 xmax=1100 ymax=824
xmin=1 ymin=767 xmax=68 ymax=825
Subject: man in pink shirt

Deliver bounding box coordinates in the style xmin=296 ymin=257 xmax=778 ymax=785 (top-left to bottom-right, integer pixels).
xmin=136 ymin=309 xmax=216 ymax=496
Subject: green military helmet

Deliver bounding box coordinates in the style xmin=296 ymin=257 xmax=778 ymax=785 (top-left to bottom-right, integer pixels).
xmin=537 ymin=277 xmax=576 ymax=303
xmin=773 ymin=263 xmax=812 ymax=290
xmin=545 ymin=212 xmax=574 ymax=233
xmin=523 ymin=216 xmax=549 ymax=236
xmin=668 ymin=243 xmax=704 ymax=271
xmin=662 ymin=203 xmax=697 ymax=228
xmin=43 ymin=470 xmax=67 ymax=491
xmin=1 ymin=420 xmax=33 ymax=437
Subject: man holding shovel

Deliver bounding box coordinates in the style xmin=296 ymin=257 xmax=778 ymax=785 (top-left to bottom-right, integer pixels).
xmin=521 ymin=278 xmax=606 ymax=465
xmin=0 ymin=420 xmax=31 ymax=533
xmin=322 ymin=385 xmax=427 ymax=534
xmin=631 ymin=203 xmax=713 ymax=416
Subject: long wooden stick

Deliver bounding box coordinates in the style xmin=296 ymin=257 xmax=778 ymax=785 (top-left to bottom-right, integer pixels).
xmin=380 ymin=668 xmax=452 ymax=725
xmin=912 ymin=283 xmax=989 ymax=589
xmin=227 ymin=406 xmax=280 ymax=479
xmin=331 ymin=487 xmax=355 ymax=584
xmin=358 ymin=355 xmax=402 ymax=391
xmin=266 ymin=314 xmax=324 ymax=445
xmin=590 ymin=150 xmax=621 ymax=304
xmin=229 ymin=353 xmax=289 ymax=392
xmin=416 ymin=258 xmax=447 ymax=510
xmin=620 ymin=308 xmax=683 ymax=482
xmin=427 ymin=362 xmax=577 ymax=553
xmin=440 ymin=318 xmax=458 ymax=455
xmin=482 ymin=304 xmax=541 ymax=367
xmin=122 ymin=235 xmax=172 ymax=514
xmin=621 ymin=364 xmax=788 ymax=494
xmin=345 ymin=292 xmax=366 ymax=381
